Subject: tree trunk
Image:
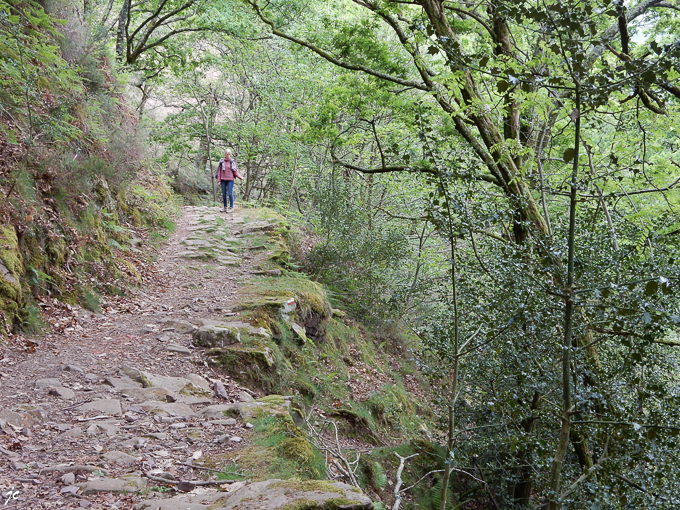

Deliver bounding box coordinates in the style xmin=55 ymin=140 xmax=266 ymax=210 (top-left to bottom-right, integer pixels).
xmin=243 ymin=162 xmax=252 ymax=200
xmin=195 ymin=136 xmax=209 ymax=175
xmin=115 ymin=0 xmax=130 ymax=62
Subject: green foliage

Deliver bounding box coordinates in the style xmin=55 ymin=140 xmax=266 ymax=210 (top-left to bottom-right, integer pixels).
xmin=236 ymin=0 xmax=680 ymax=507
xmin=0 ymin=0 xmax=179 ymax=335
xmin=20 ymin=302 xmax=46 ymax=334
xmin=366 ymin=461 xmax=387 ymax=491
xmin=245 ymin=414 xmax=326 ymax=480
xmin=81 ymin=287 xmax=101 ymax=313
xmin=0 ymin=0 xmax=83 ymax=143
xmin=304 ymin=174 xmax=412 ymax=322
xmin=27 ymin=267 xmax=53 ymax=293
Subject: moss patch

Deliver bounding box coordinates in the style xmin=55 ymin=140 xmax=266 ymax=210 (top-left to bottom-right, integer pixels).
xmin=257 ymin=395 xmax=287 ymax=405
xmin=210 ymin=413 xmax=325 ymax=483
xmin=235 ymin=276 xmax=332 ymax=342
xmin=270 ymin=480 xmax=344 ymax=494
xmin=0 ymin=225 xmax=25 ymax=331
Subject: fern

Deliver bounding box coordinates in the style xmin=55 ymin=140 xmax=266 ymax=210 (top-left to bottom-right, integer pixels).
xmin=107 ymin=238 xmax=125 ymax=251
xmin=373 ymin=461 xmax=388 ymax=490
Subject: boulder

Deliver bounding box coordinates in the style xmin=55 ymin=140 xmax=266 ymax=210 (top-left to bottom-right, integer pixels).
xmin=207 ymin=345 xmax=277 ymax=389
xmin=193 ymin=325 xmax=240 ymax=348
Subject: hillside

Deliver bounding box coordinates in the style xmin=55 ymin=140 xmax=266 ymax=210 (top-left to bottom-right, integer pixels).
xmin=0 ymin=0 xmax=177 ymax=338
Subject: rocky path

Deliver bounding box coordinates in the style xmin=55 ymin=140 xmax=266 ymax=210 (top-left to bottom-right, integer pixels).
xmin=0 ymin=206 xmax=372 ymax=510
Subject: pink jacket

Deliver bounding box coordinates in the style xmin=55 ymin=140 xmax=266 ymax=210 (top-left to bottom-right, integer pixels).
xmin=215 ymin=158 xmax=243 ymax=181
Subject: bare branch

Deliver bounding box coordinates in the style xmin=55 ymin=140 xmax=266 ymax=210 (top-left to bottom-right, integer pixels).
xmin=585 ymin=0 xmax=665 ymax=69
xmin=392 ymin=452 xmax=419 ymax=510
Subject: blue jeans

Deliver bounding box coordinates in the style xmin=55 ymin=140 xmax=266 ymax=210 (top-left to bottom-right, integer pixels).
xmin=220 ymin=180 xmax=234 ymax=208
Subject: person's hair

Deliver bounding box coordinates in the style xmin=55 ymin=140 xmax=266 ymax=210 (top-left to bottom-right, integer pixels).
xmin=225 ymin=149 xmax=232 ymax=156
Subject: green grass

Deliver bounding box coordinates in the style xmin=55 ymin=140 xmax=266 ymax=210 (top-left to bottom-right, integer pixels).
xmin=221 ymin=414 xmax=326 ymax=482
xmin=20 ymin=302 xmax=48 ymax=334
xmin=217 ymin=469 xmax=247 ymax=482
xmin=82 ymin=287 xmax=101 ymax=313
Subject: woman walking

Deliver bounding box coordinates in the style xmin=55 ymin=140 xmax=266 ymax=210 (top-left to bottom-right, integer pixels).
xmin=214 ymin=149 xmax=244 ymax=212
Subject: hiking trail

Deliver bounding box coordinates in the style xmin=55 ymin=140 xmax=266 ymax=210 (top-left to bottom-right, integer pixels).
xmin=0 ymin=206 xmax=372 ymax=510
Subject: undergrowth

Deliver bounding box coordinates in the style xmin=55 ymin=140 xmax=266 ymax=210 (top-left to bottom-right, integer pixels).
xmin=0 ymin=0 xmax=180 ymax=335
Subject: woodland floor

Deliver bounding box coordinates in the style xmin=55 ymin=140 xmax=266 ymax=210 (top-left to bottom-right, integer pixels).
xmin=0 ymin=205 xmax=268 ymax=510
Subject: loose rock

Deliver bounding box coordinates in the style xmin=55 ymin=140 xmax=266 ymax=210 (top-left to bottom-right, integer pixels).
xmin=103 ymin=450 xmax=140 ymax=467
xmin=78 ymin=475 xmax=145 ymax=495
xmin=35 ymin=378 xmax=61 ymax=388
xmin=78 ymin=399 xmax=123 ymax=416
xmin=61 ymin=472 xmax=76 ymax=485
xmin=49 ymin=386 xmax=76 ymax=399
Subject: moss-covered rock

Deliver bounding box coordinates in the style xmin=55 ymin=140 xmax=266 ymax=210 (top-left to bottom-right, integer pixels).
xmin=236 ymin=277 xmax=332 ymax=342
xmin=133 ymin=479 xmax=372 ymax=510
xmin=0 ymin=225 xmax=25 ymax=332
xmin=193 ymin=324 xmax=240 ymax=347
xmin=208 ymin=344 xmax=277 ymax=389
xmin=199 ymin=398 xmax=290 ymax=421
xmin=241 ymin=413 xmax=326 ymax=482
xmin=257 ymin=395 xmax=287 ymax=405
xmin=45 ymin=234 xmax=67 ymax=266
xmin=328 ymin=409 xmax=381 ymax=446
xmin=93 ymin=177 xmax=117 ymax=215
xmin=268 ymin=247 xmax=290 ymax=267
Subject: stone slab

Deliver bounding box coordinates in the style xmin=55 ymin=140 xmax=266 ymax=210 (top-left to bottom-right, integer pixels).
xmin=138 ymin=401 xmax=195 ymax=418
xmin=105 ymin=376 xmax=143 ymax=390
xmin=49 ymin=386 xmax=76 ymax=399
xmin=78 ymin=399 xmax=123 ymax=416
xmin=36 ymin=378 xmax=61 ymax=388
xmin=0 ymin=407 xmax=48 ymax=427
xmin=103 ymin=450 xmax=140 ymax=467
xmin=78 ymin=475 xmax=145 ymax=495
xmin=123 ymin=387 xmax=177 ymax=403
